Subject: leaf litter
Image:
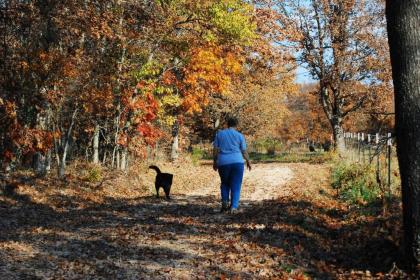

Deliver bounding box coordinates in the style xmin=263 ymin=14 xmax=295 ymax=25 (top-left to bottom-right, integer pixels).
xmin=0 ymin=162 xmax=412 ymax=279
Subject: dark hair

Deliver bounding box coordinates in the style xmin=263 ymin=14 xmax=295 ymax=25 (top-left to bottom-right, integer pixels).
xmin=226 ymin=116 xmax=239 ymax=127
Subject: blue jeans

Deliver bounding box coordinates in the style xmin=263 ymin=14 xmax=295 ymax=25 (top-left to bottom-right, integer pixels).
xmin=218 ymin=163 xmax=244 ymax=209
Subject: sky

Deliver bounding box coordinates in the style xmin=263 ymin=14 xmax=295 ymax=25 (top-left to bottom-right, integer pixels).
xmin=295 ymin=65 xmax=315 ymax=85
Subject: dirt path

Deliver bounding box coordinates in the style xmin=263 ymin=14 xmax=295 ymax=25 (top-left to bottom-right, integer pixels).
xmin=0 ymin=162 xmax=403 ymax=279
xmin=189 ymin=163 xmax=295 ymax=201
xmin=242 ymin=165 xmax=294 ymax=201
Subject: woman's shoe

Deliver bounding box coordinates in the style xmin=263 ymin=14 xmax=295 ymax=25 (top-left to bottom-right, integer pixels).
xmin=229 ymin=208 xmax=239 ymax=214
xmin=220 ymin=201 xmax=230 ymax=213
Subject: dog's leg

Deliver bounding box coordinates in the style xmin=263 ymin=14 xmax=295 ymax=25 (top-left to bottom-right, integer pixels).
xmin=164 ymin=186 xmax=171 ymax=200
xmin=155 ymin=183 xmax=160 ymax=198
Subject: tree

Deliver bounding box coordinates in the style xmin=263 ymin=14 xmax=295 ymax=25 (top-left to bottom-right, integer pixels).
xmin=1 ymin=0 xmax=302 ymax=175
xmin=286 ymin=0 xmax=391 ymax=155
xmin=187 ymin=0 xmax=299 ymax=142
xmin=386 ymin=0 xmax=420 ymax=271
xmin=0 ymin=0 xmax=258 ymax=171
xmin=134 ymin=0 xmax=257 ymax=158
xmin=278 ymin=84 xmax=331 ymax=144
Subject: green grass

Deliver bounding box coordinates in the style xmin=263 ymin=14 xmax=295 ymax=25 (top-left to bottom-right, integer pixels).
xmin=331 ymin=161 xmax=384 ymax=205
xmin=189 ymin=147 xmax=334 ymax=164
xmin=82 ymin=163 xmax=103 ymax=183
xmin=249 ymin=151 xmax=334 ymax=164
xmin=251 ymin=138 xmax=284 ymax=155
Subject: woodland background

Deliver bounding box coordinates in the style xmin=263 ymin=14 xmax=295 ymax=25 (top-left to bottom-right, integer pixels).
xmin=2 ymin=0 xmax=418 ymax=279
xmin=0 ymin=0 xmax=394 ymax=176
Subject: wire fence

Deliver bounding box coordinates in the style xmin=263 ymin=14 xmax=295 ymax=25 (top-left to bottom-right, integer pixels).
xmin=172 ymin=134 xmax=401 ymax=192
xmin=343 ymin=132 xmax=400 ymax=196
xmin=190 ymin=139 xmax=334 ymax=166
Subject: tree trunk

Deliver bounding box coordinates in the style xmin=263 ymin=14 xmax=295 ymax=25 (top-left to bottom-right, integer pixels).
xmin=111 ymin=146 xmax=116 ymax=168
xmin=171 ymin=122 xmax=179 ymax=161
xmin=111 ymin=113 xmax=121 ymax=169
xmin=33 ymin=152 xmax=47 ymax=176
xmin=46 ymin=149 xmax=51 ymax=171
xmin=58 ymin=154 xmax=66 ymax=178
xmin=116 ymin=150 xmax=120 ymax=170
xmin=58 ymin=133 xmax=72 ymax=179
xmin=102 ymin=150 xmax=108 ymax=165
xmin=120 ymin=147 xmax=127 ymax=171
xmin=33 ymin=104 xmax=49 ymax=176
xmin=332 ymin=122 xmax=346 ymax=156
xmin=386 ymin=0 xmax=420 ymax=271
xmin=93 ymin=124 xmax=100 ymax=164
xmin=171 ymin=134 xmax=179 ymax=161
xmin=319 ymin=87 xmax=346 ymax=156
xmin=57 ymin=108 xmax=78 ymax=179
xmin=111 ymin=12 xmax=126 ymax=169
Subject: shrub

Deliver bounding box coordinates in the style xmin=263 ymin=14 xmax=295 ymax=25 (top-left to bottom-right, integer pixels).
xmin=191 ymin=147 xmax=205 ymax=165
xmin=331 ymin=162 xmax=380 ymax=205
xmin=84 ymin=164 xmax=103 ymax=183
xmin=253 ymin=138 xmax=283 ymax=154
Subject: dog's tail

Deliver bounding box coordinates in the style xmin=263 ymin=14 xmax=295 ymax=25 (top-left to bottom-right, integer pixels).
xmin=148 ymin=165 xmax=161 ymax=174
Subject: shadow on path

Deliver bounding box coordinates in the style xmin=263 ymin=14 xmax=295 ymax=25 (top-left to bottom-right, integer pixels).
xmin=0 ymin=185 xmax=402 ymax=279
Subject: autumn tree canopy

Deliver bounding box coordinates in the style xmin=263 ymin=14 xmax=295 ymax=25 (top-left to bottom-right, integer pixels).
xmin=1 ymin=0 xmax=293 ymax=175
xmin=0 ymin=0 xmax=395 ymax=174
xmin=280 ymin=0 xmax=393 ymax=154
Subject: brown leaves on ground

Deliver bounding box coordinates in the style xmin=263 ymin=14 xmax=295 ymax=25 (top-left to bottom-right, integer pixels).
xmin=0 ymin=162 xmax=411 ymax=279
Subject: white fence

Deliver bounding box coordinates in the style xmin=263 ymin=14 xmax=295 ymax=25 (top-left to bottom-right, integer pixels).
xmin=343 ymin=131 xmax=398 ymax=195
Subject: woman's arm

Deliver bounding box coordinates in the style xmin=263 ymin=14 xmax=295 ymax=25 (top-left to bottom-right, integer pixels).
xmin=213 ymin=147 xmax=219 ymax=171
xmin=242 ymin=150 xmax=252 ymax=171
xmin=240 ymin=134 xmax=251 ymax=171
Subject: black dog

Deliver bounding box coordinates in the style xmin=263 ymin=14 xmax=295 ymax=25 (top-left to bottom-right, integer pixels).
xmin=149 ymin=165 xmax=173 ymax=199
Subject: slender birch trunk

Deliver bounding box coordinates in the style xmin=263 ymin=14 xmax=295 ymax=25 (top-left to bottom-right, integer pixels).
xmin=93 ymin=123 xmax=100 ymax=164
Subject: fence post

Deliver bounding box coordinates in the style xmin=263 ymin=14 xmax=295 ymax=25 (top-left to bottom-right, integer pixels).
xmin=387 ymin=133 xmax=392 ymax=198
xmin=344 ymin=132 xmax=346 ymax=150
xmin=344 ymin=132 xmax=348 ymax=156
xmin=368 ymin=134 xmax=372 ymax=162
xmin=376 ymin=133 xmax=380 ymax=178
xmin=361 ymin=133 xmax=365 ymax=163
xmin=352 ymin=133 xmax=356 ymax=162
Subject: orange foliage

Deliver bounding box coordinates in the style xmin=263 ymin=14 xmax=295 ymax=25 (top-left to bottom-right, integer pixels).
xmin=181 ymin=45 xmax=243 ymax=114
xmin=278 ymin=85 xmax=331 ymax=143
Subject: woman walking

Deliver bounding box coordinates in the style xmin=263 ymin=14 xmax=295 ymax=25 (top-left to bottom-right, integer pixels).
xmin=213 ymin=116 xmax=252 ymax=214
